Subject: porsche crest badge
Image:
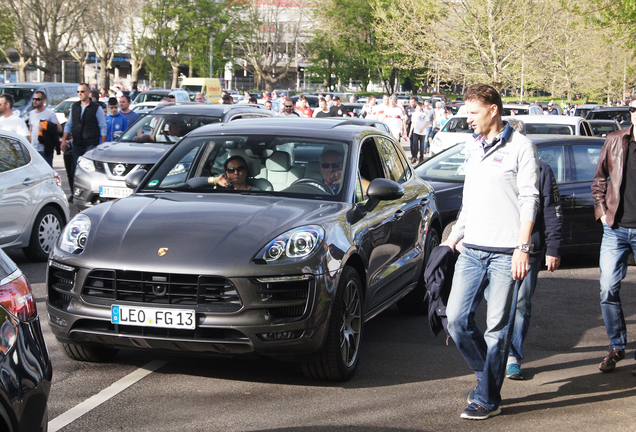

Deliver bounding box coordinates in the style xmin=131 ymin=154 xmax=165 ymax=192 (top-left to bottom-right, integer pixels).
xmin=157 ymin=248 xmax=169 ymax=257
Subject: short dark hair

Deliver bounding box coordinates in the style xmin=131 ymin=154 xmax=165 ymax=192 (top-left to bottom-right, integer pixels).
xmin=34 ymin=91 xmax=47 ymax=100
xmin=222 ymin=94 xmax=233 ymax=104
xmin=464 ymin=84 xmax=503 ymax=116
xmin=119 ymin=94 xmax=131 ymax=103
xmin=0 ymin=93 xmax=14 ymax=107
xmin=248 ymin=96 xmax=258 ymax=103
xmin=98 ymin=101 xmax=107 ymax=109
xmin=108 ymin=97 xmax=118 ymax=106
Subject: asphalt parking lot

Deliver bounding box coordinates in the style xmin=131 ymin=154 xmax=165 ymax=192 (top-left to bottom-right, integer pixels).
xmin=10 ymin=151 xmax=636 ymax=431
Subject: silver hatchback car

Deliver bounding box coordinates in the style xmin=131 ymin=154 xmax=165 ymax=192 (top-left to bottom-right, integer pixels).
xmin=0 ymin=130 xmax=70 ymax=261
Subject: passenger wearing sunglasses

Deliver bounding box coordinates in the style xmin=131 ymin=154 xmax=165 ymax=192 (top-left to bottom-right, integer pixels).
xmin=207 ymin=155 xmax=261 ymax=191
xmin=28 ymin=91 xmax=62 ymax=166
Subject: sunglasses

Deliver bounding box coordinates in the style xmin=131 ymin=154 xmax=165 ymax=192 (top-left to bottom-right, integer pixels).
xmin=77 ymin=90 xmax=86 ymax=93
xmin=284 ymin=105 xmax=294 ymax=108
xmin=32 ymin=98 xmax=43 ymax=101
xmin=629 ymin=107 xmax=636 ymax=113
xmin=226 ymin=166 xmax=247 ymax=174
xmin=321 ymin=162 xmax=341 ymax=169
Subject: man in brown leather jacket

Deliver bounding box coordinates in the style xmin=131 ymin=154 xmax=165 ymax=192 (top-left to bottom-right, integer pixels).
xmin=591 ymin=97 xmax=636 ymax=375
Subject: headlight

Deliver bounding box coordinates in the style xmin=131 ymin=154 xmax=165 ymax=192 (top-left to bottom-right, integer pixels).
xmin=432 ymin=137 xmax=441 ymax=148
xmin=255 ymin=226 xmax=324 ymax=264
xmin=77 ymin=156 xmax=95 ymax=173
xmin=58 ymin=214 xmax=91 ymax=254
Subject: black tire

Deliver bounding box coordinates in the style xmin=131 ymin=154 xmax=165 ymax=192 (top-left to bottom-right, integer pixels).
xmin=62 ymin=343 xmax=118 ymax=362
xmin=23 ymin=206 xmax=64 ymax=262
xmin=441 ymin=220 xmax=457 ymax=242
xmin=397 ymin=226 xmax=440 ymax=315
xmin=302 ymin=267 xmax=363 ymax=381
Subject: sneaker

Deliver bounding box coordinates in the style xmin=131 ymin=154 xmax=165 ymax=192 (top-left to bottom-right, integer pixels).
xmin=411 ymin=157 xmax=417 ymax=164
xmin=460 ymin=402 xmax=501 ymax=420
xmin=599 ymin=348 xmax=625 ymax=372
xmin=506 ymin=363 xmax=523 ymax=380
xmin=418 ymin=156 xmax=424 ymax=164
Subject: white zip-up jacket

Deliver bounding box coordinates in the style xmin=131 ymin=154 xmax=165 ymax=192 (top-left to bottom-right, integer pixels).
xmin=448 ymin=122 xmax=540 ymax=252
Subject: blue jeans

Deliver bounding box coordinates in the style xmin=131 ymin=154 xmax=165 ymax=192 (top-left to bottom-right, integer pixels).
xmin=447 ymin=247 xmax=519 ymax=410
xmin=599 ymin=224 xmax=636 ymax=353
xmin=424 ymin=126 xmax=434 ymax=152
xmin=38 ymin=149 xmax=54 ymax=167
xmin=509 ymin=258 xmax=540 ymax=361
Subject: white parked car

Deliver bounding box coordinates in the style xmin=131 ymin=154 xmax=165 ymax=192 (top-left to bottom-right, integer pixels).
xmin=502 ymin=104 xmax=544 ymax=116
xmin=504 ymin=115 xmax=594 ymax=136
xmin=0 ymin=130 xmax=70 ymax=261
xmin=430 ymin=115 xmax=472 ymax=155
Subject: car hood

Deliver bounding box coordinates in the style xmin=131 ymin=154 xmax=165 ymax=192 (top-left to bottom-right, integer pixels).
xmin=85 ymin=142 xmax=172 ymax=164
xmin=80 ymin=194 xmax=349 ymax=273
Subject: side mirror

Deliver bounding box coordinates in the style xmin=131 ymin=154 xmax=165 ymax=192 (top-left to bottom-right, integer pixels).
xmin=365 ymin=178 xmax=404 ymax=211
xmin=125 ymin=169 xmax=147 ymax=189
xmin=113 ymin=131 xmax=123 ymax=140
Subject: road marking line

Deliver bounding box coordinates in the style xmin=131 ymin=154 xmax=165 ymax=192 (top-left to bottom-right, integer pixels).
xmin=48 ymin=360 xmax=168 ymax=432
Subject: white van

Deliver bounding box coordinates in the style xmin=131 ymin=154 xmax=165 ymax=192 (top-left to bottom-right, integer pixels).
xmin=180 ymin=78 xmax=223 ymax=103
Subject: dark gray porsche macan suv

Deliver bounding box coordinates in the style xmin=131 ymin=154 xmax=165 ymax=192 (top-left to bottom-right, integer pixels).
xmin=47 ymin=118 xmax=442 ymax=381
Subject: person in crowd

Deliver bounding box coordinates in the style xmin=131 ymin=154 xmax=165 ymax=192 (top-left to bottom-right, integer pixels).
xmin=422 ymin=100 xmax=436 ymax=154
xmin=61 ymin=107 xmax=75 ymax=192
xmin=195 ymin=93 xmax=207 ymax=103
xmin=591 ymin=95 xmax=636 ymax=375
xmin=221 ymin=94 xmax=233 ymax=104
xmin=361 ymin=95 xmax=378 ymax=120
xmin=248 ymin=96 xmax=258 ymax=105
xmin=434 ymin=101 xmax=445 ymax=128
xmin=278 ymin=100 xmax=301 ymax=117
xmin=61 ymin=83 xmax=107 ymax=171
xmin=504 ymin=118 xmax=562 ymax=381
xmin=296 ymin=95 xmax=313 ymax=117
xmin=381 ymin=96 xmax=406 ymax=140
xmin=28 ymin=91 xmax=62 ymax=166
xmin=440 ymin=107 xmax=452 ymax=127
xmin=99 ymin=88 xmax=107 ymax=99
xmin=90 ymin=89 xmax=100 ymax=103
xmin=349 ymin=95 xmax=357 ymax=103
xmin=325 ymin=94 xmax=333 ymax=109
xmin=330 ymin=96 xmax=348 ymax=117
xmin=314 ymin=98 xmax=335 ymax=117
xmin=546 ymin=102 xmax=559 ymax=115
xmin=129 ymin=81 xmax=138 ymax=101
xmin=264 ymin=100 xmax=273 ymax=111
xmin=404 ymin=96 xmax=417 ymax=146
xmin=409 ymin=101 xmax=428 ymax=164
xmin=118 ymin=95 xmax=140 ymax=125
xmin=0 ymin=94 xmax=29 ymax=139
xmin=105 ymin=97 xmax=128 ymax=142
xmin=441 ymin=83 xmax=539 ymax=420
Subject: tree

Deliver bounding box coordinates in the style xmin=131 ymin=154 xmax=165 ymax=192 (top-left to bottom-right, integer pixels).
xmin=0 ymin=4 xmax=32 ymax=82
xmin=234 ymin=0 xmax=312 ymax=92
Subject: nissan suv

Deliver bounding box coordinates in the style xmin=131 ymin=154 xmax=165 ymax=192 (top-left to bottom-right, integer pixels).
xmin=71 ymin=104 xmax=274 ymax=209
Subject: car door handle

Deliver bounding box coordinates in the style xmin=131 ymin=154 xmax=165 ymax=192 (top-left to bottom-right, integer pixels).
xmin=393 ymin=210 xmax=404 ymax=220
xmin=22 ymin=178 xmax=34 ymax=186
xmin=420 ymin=197 xmax=430 ymax=205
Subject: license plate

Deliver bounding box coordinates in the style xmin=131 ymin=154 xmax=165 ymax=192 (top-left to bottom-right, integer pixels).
xmin=111 ymin=305 xmax=196 ymax=329
xmin=99 ymin=186 xmax=133 ymax=198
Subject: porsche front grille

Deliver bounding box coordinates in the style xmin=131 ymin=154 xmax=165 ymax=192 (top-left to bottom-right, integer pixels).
xmin=81 ymin=270 xmax=242 ymax=312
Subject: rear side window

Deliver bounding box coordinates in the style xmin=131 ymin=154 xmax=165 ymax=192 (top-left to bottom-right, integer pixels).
xmin=0 ymin=136 xmax=29 ymax=173
xmin=571 ymin=144 xmax=602 ymax=182
xmin=537 ymin=145 xmax=566 ymax=184
xmin=376 ymin=137 xmax=409 ymax=183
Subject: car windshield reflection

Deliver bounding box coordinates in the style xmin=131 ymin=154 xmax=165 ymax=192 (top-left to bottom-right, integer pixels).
xmin=120 ymin=114 xmax=223 ymax=144
xmin=415 ymin=143 xmax=467 ymax=182
xmin=140 ymin=135 xmax=350 ymax=200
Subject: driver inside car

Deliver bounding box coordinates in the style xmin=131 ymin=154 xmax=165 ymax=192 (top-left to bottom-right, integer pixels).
xmin=134 ymin=117 xmax=186 ymax=142
xmin=320 ymin=149 xmax=370 ymax=195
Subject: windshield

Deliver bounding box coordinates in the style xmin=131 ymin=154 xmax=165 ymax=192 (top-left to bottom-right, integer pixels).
xmin=590 ymin=122 xmax=619 ymax=137
xmin=503 ymin=107 xmax=530 ymax=115
xmin=587 ymin=110 xmax=629 ymax=122
xmin=525 ymin=123 xmax=575 ymax=135
xmin=120 ymin=113 xmax=222 ymax=143
xmin=182 ymin=85 xmax=202 ymax=93
xmin=415 ymin=143 xmax=467 ymax=182
xmin=54 ymin=100 xmax=75 ymax=114
xmin=139 ymin=135 xmax=350 ymax=201
xmin=0 ymin=87 xmax=36 ymax=107
xmin=134 ymin=93 xmax=168 ymax=104
xmin=441 ymin=117 xmax=472 ymax=133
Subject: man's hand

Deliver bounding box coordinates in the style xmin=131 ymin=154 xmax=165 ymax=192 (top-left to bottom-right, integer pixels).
xmin=511 ymin=249 xmax=529 ymax=280
xmin=325 ymin=170 xmax=341 ymax=185
xmin=440 ymin=239 xmax=456 ymax=252
xmin=546 ymin=255 xmax=560 ymax=272
xmin=61 ymin=139 xmax=69 ymax=151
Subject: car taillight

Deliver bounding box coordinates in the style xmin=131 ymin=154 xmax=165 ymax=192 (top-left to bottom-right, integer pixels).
xmin=0 ymin=274 xmax=37 ymax=321
xmin=53 ymin=170 xmax=62 ymax=187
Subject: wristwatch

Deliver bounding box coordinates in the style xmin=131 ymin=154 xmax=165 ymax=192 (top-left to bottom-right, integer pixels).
xmin=515 ymin=243 xmax=533 ymax=253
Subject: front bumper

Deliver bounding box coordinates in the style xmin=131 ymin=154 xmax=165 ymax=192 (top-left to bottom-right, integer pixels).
xmin=47 ymin=260 xmax=336 ymax=359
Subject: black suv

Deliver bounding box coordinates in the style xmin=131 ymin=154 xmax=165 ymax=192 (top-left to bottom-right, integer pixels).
xmin=72 ymin=104 xmax=274 ymax=209
xmin=586 ymin=106 xmax=632 ymax=128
